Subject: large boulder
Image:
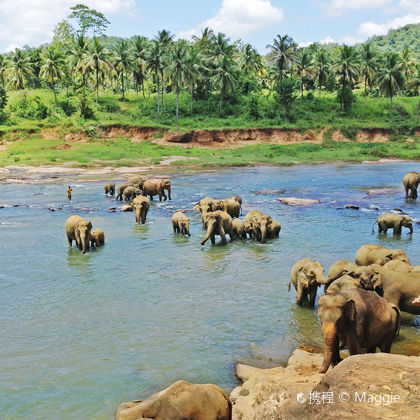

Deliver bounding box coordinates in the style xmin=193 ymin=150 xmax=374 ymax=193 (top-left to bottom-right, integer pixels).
xmin=116 ymin=380 xmax=231 ymax=420
xmin=230 ymin=350 xmax=420 ymax=420
xmin=278 ymin=197 xmax=321 ymax=206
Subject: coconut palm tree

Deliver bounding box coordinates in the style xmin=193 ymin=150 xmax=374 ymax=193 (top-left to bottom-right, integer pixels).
xmin=7 ymin=49 xmax=33 ymax=90
xmin=266 ymin=35 xmax=297 ymax=93
xmin=240 ymin=43 xmax=263 ymax=76
xmin=400 ymin=48 xmax=416 ymax=92
xmin=295 ymin=50 xmax=313 ymax=98
xmin=313 ymin=48 xmax=330 ymax=98
xmin=409 ymin=64 xmax=420 ymax=123
xmin=185 ymin=45 xmax=204 ymax=113
xmin=192 ymin=27 xmax=214 ymax=52
xmin=155 ymin=29 xmax=174 ymax=108
xmin=84 ymin=37 xmax=111 ymax=102
xmin=377 ymin=52 xmax=404 ymax=123
xmin=39 ymin=47 xmax=65 ymax=110
xmin=360 ymin=44 xmax=377 ymax=103
xmin=214 ymin=55 xmax=236 ymax=116
xmin=333 ymin=45 xmax=360 ymax=111
xmin=146 ymin=41 xmax=164 ymax=120
xmin=210 ymin=32 xmax=234 ymax=62
xmin=68 ymin=35 xmax=90 ymax=88
xmin=132 ymin=36 xmax=148 ymax=98
xmin=0 ymin=54 xmax=7 ymax=87
xmin=114 ymin=39 xmax=131 ymax=100
xmin=166 ymin=41 xmax=189 ymax=129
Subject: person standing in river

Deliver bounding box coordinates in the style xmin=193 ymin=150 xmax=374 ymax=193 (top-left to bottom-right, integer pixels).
xmin=67 ymin=186 xmax=72 ymax=201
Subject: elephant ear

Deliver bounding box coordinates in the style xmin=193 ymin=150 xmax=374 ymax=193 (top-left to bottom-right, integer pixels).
xmin=74 ymin=228 xmax=81 ymax=245
xmin=391 ymin=305 xmax=401 ymax=337
xmin=344 ymin=299 xmax=357 ymax=326
xmin=384 ymin=254 xmax=393 ymax=263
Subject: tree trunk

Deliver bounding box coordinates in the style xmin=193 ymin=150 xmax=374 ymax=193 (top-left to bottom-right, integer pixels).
xmin=142 ymin=78 xmax=145 ymax=99
xmin=121 ymin=70 xmax=125 ymax=100
xmin=390 ymin=94 xmax=393 ymax=124
xmin=219 ymin=89 xmax=223 ymax=117
xmin=156 ymin=76 xmax=160 ymax=121
xmin=341 ymin=75 xmax=345 ymax=112
xmin=96 ymin=68 xmax=99 ymax=103
xmin=301 ymin=77 xmax=303 ymax=99
xmin=190 ymin=84 xmax=194 ymax=114
xmin=417 ymin=99 xmax=420 ymax=124
xmin=176 ymin=88 xmax=180 ymax=131
xmin=53 ymin=83 xmax=57 ymax=111
xmin=364 ymin=77 xmax=367 ymax=104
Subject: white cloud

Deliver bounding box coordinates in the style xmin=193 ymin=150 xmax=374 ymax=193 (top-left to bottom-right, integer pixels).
xmin=178 ymin=0 xmax=284 ymax=40
xmin=325 ymin=0 xmax=391 ymax=17
xmin=399 ymin=0 xmax=420 ymax=14
xmin=339 ymin=35 xmax=363 ymax=45
xmin=320 ymin=36 xmax=336 ymax=44
xmin=357 ymin=13 xmax=420 ymax=37
xmin=0 ymin=0 xmax=135 ymax=51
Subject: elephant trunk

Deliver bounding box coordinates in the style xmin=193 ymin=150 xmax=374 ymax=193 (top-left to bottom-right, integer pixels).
xmin=167 ymin=186 xmax=171 ymax=200
xmin=260 ymin=225 xmax=267 ymax=243
xmin=201 ymin=223 xmax=213 ymax=245
xmin=81 ymin=234 xmax=89 ymax=254
xmin=134 ymin=207 xmax=141 ymax=225
xmin=320 ymin=323 xmax=339 ymax=373
xmin=409 ymin=225 xmax=413 ymax=234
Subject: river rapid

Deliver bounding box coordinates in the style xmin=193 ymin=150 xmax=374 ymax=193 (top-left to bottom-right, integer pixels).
xmin=0 ymin=163 xmax=419 ymax=419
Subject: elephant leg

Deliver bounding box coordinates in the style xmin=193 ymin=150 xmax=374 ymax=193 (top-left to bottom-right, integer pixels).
xmin=67 ymin=235 xmax=72 ymax=248
xmin=162 ymin=190 xmax=167 ymax=201
xmin=345 ymin=332 xmax=360 ymax=355
xmin=379 ymin=335 xmax=393 ymax=353
xmin=296 ymin=283 xmax=305 ymax=306
xmin=394 ymin=225 xmax=402 ymax=235
xmin=211 ymin=234 xmax=216 ymax=245
xmin=172 ymin=223 xmax=177 ymax=233
xmin=219 ymin=227 xmax=227 ymax=244
xmin=366 ymin=346 xmax=376 ymax=353
xmin=309 ymin=285 xmax=317 ymax=307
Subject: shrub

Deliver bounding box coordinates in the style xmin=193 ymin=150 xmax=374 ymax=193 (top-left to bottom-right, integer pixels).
xmin=60 ymin=98 xmax=77 ymax=116
xmin=336 ymin=87 xmax=355 ymax=112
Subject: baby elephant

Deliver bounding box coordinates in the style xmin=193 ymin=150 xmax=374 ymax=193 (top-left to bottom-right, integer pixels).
xmin=372 ymin=212 xmax=413 ymax=235
xmin=232 ymin=218 xmax=246 ymax=239
xmin=90 ymin=228 xmax=105 ymax=247
xmin=289 ymin=258 xmax=328 ymax=307
xmin=355 ymin=244 xmax=410 ymax=266
xmin=172 ymin=211 xmax=190 ymax=236
xmin=104 ymin=182 xmax=115 ymax=196
xmin=318 ymin=288 xmax=400 ymax=373
xmin=325 ymin=272 xmax=382 ymax=295
xmin=123 ymin=186 xmax=141 ymax=202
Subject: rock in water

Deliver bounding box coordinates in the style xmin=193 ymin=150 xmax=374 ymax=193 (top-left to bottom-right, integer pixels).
xmin=345 ymin=204 xmax=359 ymax=210
xmin=278 ymin=197 xmax=321 ymax=206
xmin=252 ymin=189 xmax=286 ymax=195
xmin=120 ymin=205 xmax=133 ymax=212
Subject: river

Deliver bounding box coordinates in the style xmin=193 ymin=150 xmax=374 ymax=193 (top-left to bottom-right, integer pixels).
xmin=0 ymin=163 xmax=419 ymax=419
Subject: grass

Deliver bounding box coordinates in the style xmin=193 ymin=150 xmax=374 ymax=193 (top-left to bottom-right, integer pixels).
xmin=0 ymin=88 xmax=419 ymax=167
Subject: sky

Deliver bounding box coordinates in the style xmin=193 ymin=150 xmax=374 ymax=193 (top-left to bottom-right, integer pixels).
xmin=0 ymin=0 xmax=420 ymax=53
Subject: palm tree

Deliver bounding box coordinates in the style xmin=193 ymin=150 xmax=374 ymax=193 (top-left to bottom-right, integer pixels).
xmin=84 ymin=37 xmax=111 ymax=102
xmin=0 ymin=54 xmax=7 ymax=86
xmin=333 ymin=45 xmax=359 ymax=111
xmin=240 ymin=43 xmax=263 ymax=75
xmin=295 ymin=50 xmax=313 ymax=98
xmin=146 ymin=41 xmax=163 ymax=120
xmin=192 ymin=27 xmax=214 ymax=52
xmin=155 ymin=30 xmax=174 ymax=108
xmin=400 ymin=49 xmax=416 ymax=92
xmin=114 ymin=39 xmax=131 ymax=100
xmin=166 ymin=41 xmax=189 ymax=129
xmin=132 ymin=36 xmax=148 ymax=98
xmin=214 ymin=55 xmax=236 ymax=116
xmin=313 ymin=48 xmax=330 ymax=98
xmin=360 ymin=44 xmax=377 ymax=103
xmin=185 ymin=45 xmax=204 ymax=113
xmin=376 ymin=52 xmax=404 ymax=123
xmin=409 ymin=65 xmax=420 ymax=123
xmin=7 ymin=49 xmax=33 ymax=90
xmin=68 ymin=36 xmax=90 ymax=88
xmin=39 ymin=47 xmax=65 ymax=110
xmin=209 ymin=32 xmax=233 ymax=62
xmin=266 ymin=35 xmax=297 ymax=93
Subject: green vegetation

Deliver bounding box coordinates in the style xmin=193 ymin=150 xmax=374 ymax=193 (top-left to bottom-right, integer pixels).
xmin=0 ymin=4 xmax=419 ymax=168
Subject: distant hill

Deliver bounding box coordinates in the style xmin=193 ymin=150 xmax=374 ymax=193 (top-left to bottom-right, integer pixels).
xmin=366 ymin=23 xmax=420 ymax=57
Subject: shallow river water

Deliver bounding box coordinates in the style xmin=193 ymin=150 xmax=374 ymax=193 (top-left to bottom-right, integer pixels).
xmin=1 ymin=163 xmax=419 ymax=419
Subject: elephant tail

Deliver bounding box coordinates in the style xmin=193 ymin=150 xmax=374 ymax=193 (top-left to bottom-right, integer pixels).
xmin=288 ymin=279 xmax=292 ymax=291
xmin=371 ymin=218 xmax=378 ymax=233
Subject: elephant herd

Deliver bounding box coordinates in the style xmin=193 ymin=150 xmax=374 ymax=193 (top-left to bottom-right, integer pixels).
xmin=289 ymin=243 xmax=420 ymax=373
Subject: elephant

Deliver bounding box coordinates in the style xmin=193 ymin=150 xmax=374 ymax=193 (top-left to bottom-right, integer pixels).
xmin=123 ymin=186 xmax=141 ymax=202
xmin=231 ymin=194 xmax=242 ymax=205
xmin=142 ymin=178 xmax=171 ymax=201
xmin=403 ymin=171 xmax=420 ymax=199
xmin=201 ymin=210 xmax=233 ymax=246
xmin=115 ymin=380 xmax=231 ymax=420
xmin=360 ymin=265 xmax=420 ymax=314
xmin=267 ymin=219 xmax=281 ymax=238
xmin=194 ymin=197 xmax=218 ymax=229
xmin=172 ymin=211 xmax=190 ymax=236
xmin=231 ymin=218 xmax=246 ymax=239
xmin=220 ymin=197 xmax=241 ymax=218
xmin=65 ymin=215 xmax=92 ymax=254
xmin=372 ymin=212 xmax=413 ymax=235
xmin=244 ymin=221 xmax=254 ymax=238
xmin=127 ymin=175 xmax=146 ymax=190
xmin=90 ymin=228 xmax=105 ymax=247
xmin=116 ymin=182 xmax=135 ymax=201
xmin=318 ymin=288 xmax=400 ymax=373
xmin=383 ymin=259 xmax=420 ymax=273
xmin=325 ymin=273 xmax=383 ymax=295
xmin=328 ymin=260 xmax=365 ymax=279
xmin=355 ymin=244 xmax=411 ymax=266
xmin=104 ymin=182 xmax=115 ymax=196
xmin=288 ymin=258 xmax=328 ymax=307
xmin=245 ymin=210 xmax=272 ymax=243
xmin=131 ymin=195 xmax=150 ymax=225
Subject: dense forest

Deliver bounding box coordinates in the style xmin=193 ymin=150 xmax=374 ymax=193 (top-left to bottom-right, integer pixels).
xmin=0 ymin=4 xmax=419 ymax=131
